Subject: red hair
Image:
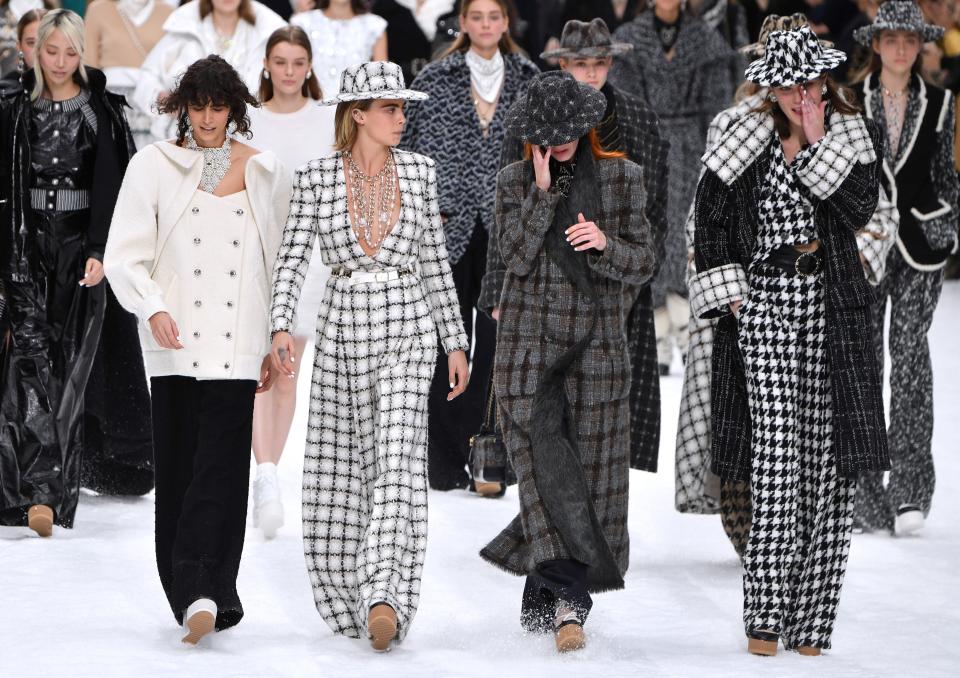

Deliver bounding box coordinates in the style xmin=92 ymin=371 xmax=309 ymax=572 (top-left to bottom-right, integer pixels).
xmin=523 ymin=129 xmax=626 ymax=161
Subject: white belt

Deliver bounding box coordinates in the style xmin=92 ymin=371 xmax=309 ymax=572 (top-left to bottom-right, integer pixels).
xmin=332 ymin=268 xmax=409 ymax=286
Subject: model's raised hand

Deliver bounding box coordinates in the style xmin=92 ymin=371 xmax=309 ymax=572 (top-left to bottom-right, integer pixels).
xmin=566 ymin=212 xmax=607 ymax=251
xmin=532 ymin=145 xmax=552 ymax=192
xmin=800 ymin=88 xmax=827 ymax=145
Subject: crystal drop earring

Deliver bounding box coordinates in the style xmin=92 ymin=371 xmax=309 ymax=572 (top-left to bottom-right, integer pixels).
xmin=227 ymin=119 xmax=237 ymax=137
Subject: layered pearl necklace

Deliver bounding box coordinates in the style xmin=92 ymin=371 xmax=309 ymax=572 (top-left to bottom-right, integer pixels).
xmin=186 ymin=129 xmax=232 ymax=193
xmin=346 ymin=151 xmax=397 ymax=253
xmin=881 ymin=79 xmax=909 ymax=158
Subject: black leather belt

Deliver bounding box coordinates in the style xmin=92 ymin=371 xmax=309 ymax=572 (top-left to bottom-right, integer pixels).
xmin=762 ymin=244 xmax=823 ymax=277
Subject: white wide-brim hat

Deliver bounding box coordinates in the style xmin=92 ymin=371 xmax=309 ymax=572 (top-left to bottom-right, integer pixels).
xmin=745 ymin=26 xmax=847 ymax=88
xmin=320 ymin=61 xmax=428 ymax=106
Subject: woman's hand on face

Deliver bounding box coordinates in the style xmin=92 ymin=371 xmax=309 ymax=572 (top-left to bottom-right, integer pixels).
xmin=270 ymin=331 xmax=296 ymax=377
xmin=566 ymin=212 xmax=607 ymax=251
xmin=800 ymin=87 xmax=827 ymax=145
xmin=532 ymin=145 xmax=552 ymax=192
xmin=79 ymin=258 xmax=104 ymax=287
xmin=148 ymin=312 xmax=183 ymax=350
xmin=447 ymin=350 xmax=469 ymax=401
xmin=256 ymin=355 xmax=274 ymax=394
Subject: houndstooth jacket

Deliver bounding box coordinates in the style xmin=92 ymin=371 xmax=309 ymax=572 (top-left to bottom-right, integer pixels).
xmin=690 ymin=110 xmax=891 ymax=481
xmin=493 ymin=157 xmax=655 ymax=404
xmin=270 ymin=149 xmax=468 ymax=355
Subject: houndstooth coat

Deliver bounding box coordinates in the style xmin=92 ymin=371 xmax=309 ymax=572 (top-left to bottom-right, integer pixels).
xmin=481 ymin=156 xmax=655 ymax=589
xmin=483 ymin=84 xmax=670 ymax=472
xmin=610 ymin=11 xmax=738 ymax=307
xmin=690 ymin=109 xmax=891 ymax=481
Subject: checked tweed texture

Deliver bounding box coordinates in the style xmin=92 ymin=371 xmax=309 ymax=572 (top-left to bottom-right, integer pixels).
xmin=739 ymin=269 xmax=856 ymax=650
xmin=270 ymin=150 xmax=468 ymax=640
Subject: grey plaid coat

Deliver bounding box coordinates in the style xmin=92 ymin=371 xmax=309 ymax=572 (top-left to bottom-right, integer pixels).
xmin=480 ymin=156 xmax=654 ymax=590
xmin=690 ymin=110 xmax=891 ymax=481
xmin=481 ymin=84 xmax=669 ymax=472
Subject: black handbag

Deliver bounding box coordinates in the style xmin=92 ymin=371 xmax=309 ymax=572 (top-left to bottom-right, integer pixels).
xmin=468 ymin=370 xmax=516 ymax=492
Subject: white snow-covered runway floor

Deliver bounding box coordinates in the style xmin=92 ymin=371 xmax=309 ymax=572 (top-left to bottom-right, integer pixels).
xmin=3 ymin=283 xmax=959 ymax=678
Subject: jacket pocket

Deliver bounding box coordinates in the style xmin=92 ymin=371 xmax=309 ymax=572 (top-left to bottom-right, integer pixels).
xmin=910 ymin=198 xmax=956 ymax=250
xmin=575 ymin=344 xmax=630 ymax=404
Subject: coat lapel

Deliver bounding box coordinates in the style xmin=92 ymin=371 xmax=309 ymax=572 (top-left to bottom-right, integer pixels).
xmin=152 ymin=141 xmax=203 ymax=272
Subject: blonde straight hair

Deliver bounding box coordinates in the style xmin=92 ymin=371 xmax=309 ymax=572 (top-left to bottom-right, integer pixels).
xmin=333 ymin=100 xmax=373 ymax=152
xmin=32 ymin=9 xmax=87 ymax=101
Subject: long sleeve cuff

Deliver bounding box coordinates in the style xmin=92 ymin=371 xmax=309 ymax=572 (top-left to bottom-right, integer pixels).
xmin=689 ymin=263 xmax=748 ymax=319
xmin=792 ymin=132 xmax=857 ymax=200
xmin=479 ymin=267 xmax=505 ymax=316
xmin=138 ymin=293 xmax=168 ymax=323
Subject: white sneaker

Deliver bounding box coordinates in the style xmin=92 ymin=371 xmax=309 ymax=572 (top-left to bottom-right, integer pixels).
xmin=894 ymin=506 xmax=924 ymax=536
xmin=253 ymin=463 xmax=284 ymax=539
xmin=182 ymin=598 xmax=217 ymax=645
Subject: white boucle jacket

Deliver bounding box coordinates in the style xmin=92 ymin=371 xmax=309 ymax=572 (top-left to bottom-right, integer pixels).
xmin=104 ymin=141 xmax=290 ymax=380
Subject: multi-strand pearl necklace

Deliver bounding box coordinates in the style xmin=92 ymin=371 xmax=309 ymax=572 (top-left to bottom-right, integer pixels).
xmin=346 ymin=151 xmax=397 ymax=253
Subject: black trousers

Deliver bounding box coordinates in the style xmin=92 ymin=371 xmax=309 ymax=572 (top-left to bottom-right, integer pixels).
xmin=520 ymin=559 xmax=593 ymax=633
xmin=427 ymin=223 xmax=497 ymax=490
xmin=151 ymin=376 xmax=255 ymax=631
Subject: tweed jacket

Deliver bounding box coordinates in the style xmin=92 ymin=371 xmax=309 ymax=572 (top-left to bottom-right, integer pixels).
xmin=855 ymin=74 xmax=959 ymax=271
xmin=400 ymin=51 xmax=539 ymax=265
xmin=270 ymin=149 xmax=468 ymax=356
xmin=493 ymin=157 xmax=655 ymax=406
xmin=610 ymin=11 xmax=738 ymax=305
xmin=690 ymin=110 xmax=890 ymax=480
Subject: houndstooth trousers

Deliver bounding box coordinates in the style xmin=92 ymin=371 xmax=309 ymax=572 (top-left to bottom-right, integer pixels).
xmin=739 ymin=267 xmax=857 ymax=649
xmin=302 ymin=275 xmax=436 ymax=641
xmin=856 ymin=247 xmax=946 ymax=530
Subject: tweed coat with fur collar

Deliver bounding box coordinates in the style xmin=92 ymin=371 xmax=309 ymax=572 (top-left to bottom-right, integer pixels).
xmin=690 ymin=109 xmax=891 ymax=481
xmin=481 ymin=155 xmax=654 ymax=589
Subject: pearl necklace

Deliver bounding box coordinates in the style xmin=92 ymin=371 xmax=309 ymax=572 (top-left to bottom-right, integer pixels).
xmin=346 ymin=151 xmax=397 ymax=253
xmin=186 ymin=129 xmax=232 ymax=193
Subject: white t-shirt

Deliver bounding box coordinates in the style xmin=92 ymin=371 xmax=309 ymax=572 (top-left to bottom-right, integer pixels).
xmin=248 ymin=101 xmax=336 ymax=337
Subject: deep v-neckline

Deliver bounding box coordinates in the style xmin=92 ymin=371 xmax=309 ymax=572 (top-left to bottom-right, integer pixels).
xmin=339 ymin=153 xmax=405 ymax=263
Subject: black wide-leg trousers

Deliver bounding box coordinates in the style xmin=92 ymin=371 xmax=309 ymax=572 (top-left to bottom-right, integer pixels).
xmin=427 ymin=223 xmax=496 ymax=490
xmin=151 ymin=376 xmax=256 ymax=631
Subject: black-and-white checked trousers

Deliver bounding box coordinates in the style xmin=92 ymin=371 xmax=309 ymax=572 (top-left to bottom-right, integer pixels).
xmin=738 ymin=267 xmax=856 ymax=650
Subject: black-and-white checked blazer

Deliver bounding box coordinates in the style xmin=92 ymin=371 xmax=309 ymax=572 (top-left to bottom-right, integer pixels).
xmin=270 ymin=149 xmax=469 ymax=355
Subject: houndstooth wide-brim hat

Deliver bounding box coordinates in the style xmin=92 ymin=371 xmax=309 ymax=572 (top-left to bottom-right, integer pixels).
xmin=504 ymin=70 xmax=607 ymax=147
xmin=320 ymin=61 xmax=427 ymax=106
xmin=745 ymin=26 xmax=847 ymax=88
xmin=854 ymin=0 xmax=945 ymax=47
xmin=540 ymin=18 xmax=633 ymax=59
xmin=740 ymin=13 xmax=834 ymax=60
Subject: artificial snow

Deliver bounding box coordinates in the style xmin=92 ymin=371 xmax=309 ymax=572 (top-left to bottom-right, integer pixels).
xmin=2 ymin=284 xmax=959 ymax=677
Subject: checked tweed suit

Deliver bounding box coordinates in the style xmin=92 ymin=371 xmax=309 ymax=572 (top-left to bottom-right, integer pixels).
xmin=270 ymin=150 xmax=468 ymax=641
xmin=481 ymin=157 xmax=654 ymax=588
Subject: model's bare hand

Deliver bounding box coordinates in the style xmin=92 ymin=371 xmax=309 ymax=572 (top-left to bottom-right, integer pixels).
xmin=148 ymin=312 xmax=183 ymax=350
xmin=532 ymin=145 xmax=552 ymax=192
xmin=729 ymin=300 xmax=743 ymax=316
xmin=492 ymin=307 xmax=500 ymax=321
xmin=256 ymin=355 xmax=273 ymax=393
xmin=79 ymin=258 xmax=104 ymax=287
xmin=447 ymin=350 xmax=469 ymax=401
xmin=270 ymin=331 xmax=296 ymax=377
xmin=800 ymin=88 xmax=827 ymax=145
xmin=566 ymin=212 xmax=607 ymax=251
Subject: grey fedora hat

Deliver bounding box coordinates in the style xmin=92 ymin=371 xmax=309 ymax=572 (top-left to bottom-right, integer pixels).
xmin=854 ymin=0 xmax=945 ymax=47
xmin=540 ymin=18 xmax=633 ymax=60
xmin=504 ymin=70 xmax=607 ymax=147
xmin=745 ymin=26 xmax=847 ymax=88
xmin=320 ymin=61 xmax=427 ymax=106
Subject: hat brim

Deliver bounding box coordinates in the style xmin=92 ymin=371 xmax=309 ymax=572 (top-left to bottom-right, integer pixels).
xmin=319 ymin=89 xmax=429 ymax=106
xmin=854 ymin=23 xmax=945 ymax=47
xmin=539 ymin=43 xmax=633 ymax=60
xmin=503 ymin=87 xmax=607 ymax=147
xmin=741 ymin=38 xmax=835 ymax=59
xmin=745 ymin=48 xmax=847 ymax=87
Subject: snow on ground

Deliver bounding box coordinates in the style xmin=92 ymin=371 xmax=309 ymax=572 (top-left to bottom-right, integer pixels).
xmin=2 ymin=283 xmax=960 ymax=678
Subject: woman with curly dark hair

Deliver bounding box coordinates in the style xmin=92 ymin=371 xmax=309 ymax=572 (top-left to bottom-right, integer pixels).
xmin=103 ymin=55 xmax=291 ymax=645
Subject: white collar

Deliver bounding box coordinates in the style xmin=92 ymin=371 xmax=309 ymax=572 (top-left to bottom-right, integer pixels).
xmin=394 ymin=0 xmax=455 ymax=41
xmin=703 ymin=109 xmax=876 ymax=185
xmin=117 ymin=0 xmax=156 ymax=27
xmin=9 ymin=0 xmax=42 ymax=20
xmin=465 ymin=49 xmax=504 ymax=104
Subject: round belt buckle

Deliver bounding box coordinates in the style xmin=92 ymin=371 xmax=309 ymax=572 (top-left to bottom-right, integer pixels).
xmin=795 ymin=251 xmax=820 ymax=277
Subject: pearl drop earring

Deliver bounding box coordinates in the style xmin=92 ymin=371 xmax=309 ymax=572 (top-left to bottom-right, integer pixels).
xmin=306 ymin=71 xmax=313 ymax=80
xmin=821 ymin=84 xmax=827 ymax=95
xmin=263 ymin=70 xmax=270 ymax=80
xmin=768 ymin=92 xmax=778 ymax=103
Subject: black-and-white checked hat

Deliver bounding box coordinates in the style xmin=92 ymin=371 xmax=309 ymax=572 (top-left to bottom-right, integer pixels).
xmin=503 ymin=70 xmax=606 ymax=147
xmin=854 ymin=1 xmax=944 ymax=47
xmin=320 ymin=61 xmax=427 ymax=106
xmin=745 ymin=26 xmax=847 ymax=87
